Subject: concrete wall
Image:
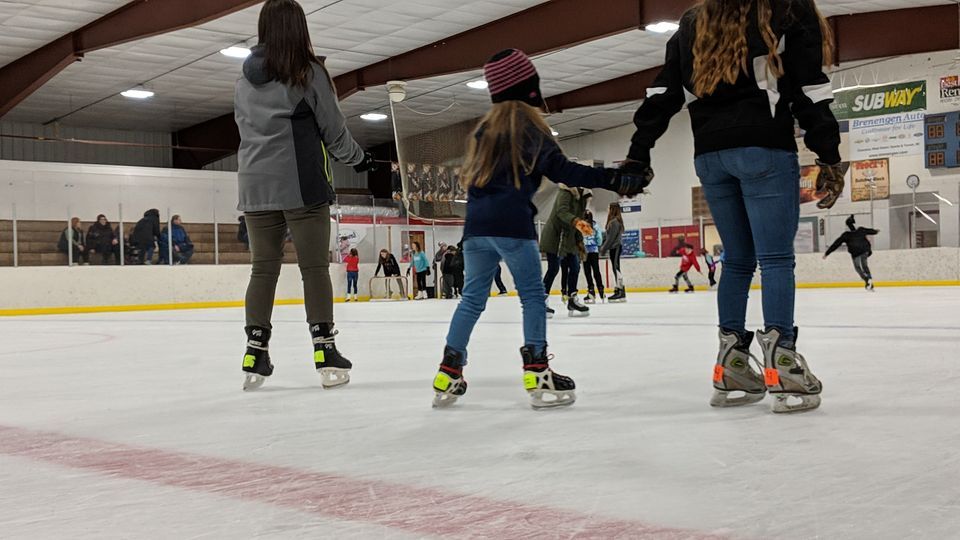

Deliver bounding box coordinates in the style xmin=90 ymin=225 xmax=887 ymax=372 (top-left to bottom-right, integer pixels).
xmin=2 ymin=249 xmax=957 ymax=312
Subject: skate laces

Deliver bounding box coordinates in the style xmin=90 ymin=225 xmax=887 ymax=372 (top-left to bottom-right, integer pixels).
xmin=313 ymin=329 xmax=339 ymax=346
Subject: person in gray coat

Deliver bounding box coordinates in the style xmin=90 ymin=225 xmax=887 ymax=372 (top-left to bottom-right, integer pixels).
xmin=599 ymin=202 xmax=626 ymax=302
xmin=234 ymin=0 xmax=375 ymax=391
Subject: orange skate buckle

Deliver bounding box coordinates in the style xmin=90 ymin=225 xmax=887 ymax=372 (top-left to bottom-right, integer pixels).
xmin=712 ymin=365 xmax=724 ymax=383
xmin=764 ymin=368 xmax=780 ymax=386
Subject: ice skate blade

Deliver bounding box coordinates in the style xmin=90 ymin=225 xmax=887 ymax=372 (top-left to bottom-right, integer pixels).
xmin=432 ymin=392 xmax=460 ymax=408
xmin=243 ymin=373 xmax=267 ymax=391
xmin=567 ymin=310 xmax=590 ymax=318
xmin=319 ymin=368 xmax=350 ymax=389
xmin=608 ymin=298 xmax=626 ymax=303
xmin=710 ymin=389 xmax=766 ymax=408
xmin=528 ymin=390 xmax=576 ymax=409
xmin=771 ymin=393 xmax=821 ymax=413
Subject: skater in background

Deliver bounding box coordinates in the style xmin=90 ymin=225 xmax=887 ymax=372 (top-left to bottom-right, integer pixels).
xmin=344 ymin=248 xmax=359 ymax=302
xmin=702 ymin=248 xmax=718 ymax=288
xmin=237 ymin=216 xmax=249 ymax=249
xmin=158 ymin=215 xmax=194 ymax=265
xmin=493 ymin=265 xmax=509 ymax=295
xmin=453 ymin=241 xmax=465 ymax=297
xmin=582 ymin=209 xmax=605 ymax=303
xmin=599 ymin=203 xmax=626 ymax=302
xmin=541 ymin=185 xmax=592 ymax=317
xmin=408 ymin=241 xmax=431 ymax=299
xmin=234 ymin=0 xmax=376 ymax=391
xmin=628 ymin=0 xmax=840 ymax=412
xmin=440 ymin=245 xmax=456 ymax=298
xmin=824 ymin=214 xmax=878 ymax=290
xmin=431 ymin=48 xmax=649 ymax=409
xmin=669 ymin=244 xmax=701 ymax=293
xmin=374 ymin=248 xmax=406 ymax=298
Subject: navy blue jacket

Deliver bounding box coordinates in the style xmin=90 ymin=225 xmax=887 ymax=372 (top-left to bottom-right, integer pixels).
xmin=464 ymin=130 xmax=608 ymax=240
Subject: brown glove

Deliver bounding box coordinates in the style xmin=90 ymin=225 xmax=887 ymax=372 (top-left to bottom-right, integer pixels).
xmin=815 ymin=160 xmax=845 ymax=210
xmin=574 ymin=219 xmax=594 ymax=236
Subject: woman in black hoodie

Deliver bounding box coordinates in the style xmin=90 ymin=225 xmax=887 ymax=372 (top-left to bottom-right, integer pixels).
xmin=86 ymin=214 xmax=118 ymax=265
xmin=131 ymin=209 xmax=160 ymax=264
xmin=628 ymin=0 xmax=838 ymax=413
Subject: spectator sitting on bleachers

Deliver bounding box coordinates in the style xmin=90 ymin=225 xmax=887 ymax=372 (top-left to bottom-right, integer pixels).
xmin=132 ymin=209 xmax=161 ymax=264
xmin=57 ymin=217 xmax=88 ymax=265
xmin=86 ymin=214 xmax=118 ymax=265
xmin=238 ymin=216 xmax=249 ymax=249
xmin=158 ymin=215 xmax=195 ymax=265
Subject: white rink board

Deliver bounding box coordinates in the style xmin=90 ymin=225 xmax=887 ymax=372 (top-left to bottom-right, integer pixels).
xmin=1 ymin=287 xmax=959 ymax=538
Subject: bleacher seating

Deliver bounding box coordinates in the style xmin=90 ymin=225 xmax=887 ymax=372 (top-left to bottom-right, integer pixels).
xmin=0 ymin=220 xmax=299 ymax=266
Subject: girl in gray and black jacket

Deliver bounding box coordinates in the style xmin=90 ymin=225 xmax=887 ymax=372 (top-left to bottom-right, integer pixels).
xmin=234 ymin=0 xmax=375 ymax=391
xmin=599 ymin=203 xmax=625 ymax=302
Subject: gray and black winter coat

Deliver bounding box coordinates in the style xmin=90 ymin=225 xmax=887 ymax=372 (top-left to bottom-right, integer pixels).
xmin=235 ymin=47 xmax=365 ymax=212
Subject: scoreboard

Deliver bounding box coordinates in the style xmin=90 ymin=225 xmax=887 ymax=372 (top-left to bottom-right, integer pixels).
xmin=924 ymin=112 xmax=960 ymax=169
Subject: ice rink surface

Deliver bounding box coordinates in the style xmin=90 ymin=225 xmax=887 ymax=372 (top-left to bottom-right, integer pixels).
xmin=2 ymin=287 xmax=959 ymax=539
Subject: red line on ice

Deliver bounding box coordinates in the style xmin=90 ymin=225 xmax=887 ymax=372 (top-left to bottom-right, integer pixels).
xmin=0 ymin=425 xmax=727 ymax=539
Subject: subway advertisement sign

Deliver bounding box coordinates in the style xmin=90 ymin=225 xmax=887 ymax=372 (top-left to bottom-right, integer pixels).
xmin=831 ymin=81 xmax=926 ymax=121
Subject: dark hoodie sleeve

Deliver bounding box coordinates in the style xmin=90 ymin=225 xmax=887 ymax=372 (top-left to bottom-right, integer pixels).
xmin=531 ymin=133 xmax=607 ymax=189
xmin=784 ymin=0 xmax=841 ymax=165
xmin=309 ymin=64 xmax=365 ymax=166
xmin=861 ymin=228 xmax=879 ymax=236
xmin=627 ymin=32 xmax=686 ymax=163
xmin=824 ymin=233 xmax=847 ymax=257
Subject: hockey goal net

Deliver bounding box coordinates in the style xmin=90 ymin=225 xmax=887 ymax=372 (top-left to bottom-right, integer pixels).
xmin=368 ymin=276 xmax=411 ymax=301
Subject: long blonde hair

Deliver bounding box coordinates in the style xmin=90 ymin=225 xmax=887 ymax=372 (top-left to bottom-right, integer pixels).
xmin=691 ymin=0 xmax=834 ymax=97
xmin=461 ymin=101 xmax=554 ymax=190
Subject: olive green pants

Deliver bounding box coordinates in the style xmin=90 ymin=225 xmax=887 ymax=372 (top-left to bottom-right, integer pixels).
xmin=244 ymin=203 xmax=333 ymax=328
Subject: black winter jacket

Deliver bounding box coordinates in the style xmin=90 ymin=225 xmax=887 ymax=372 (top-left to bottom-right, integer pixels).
xmin=132 ymin=210 xmax=160 ymax=247
xmin=375 ymin=254 xmax=401 ymax=277
xmin=629 ymin=0 xmax=840 ymax=165
xmin=826 ymin=227 xmax=878 ymax=258
xmin=86 ymin=222 xmax=116 ymax=252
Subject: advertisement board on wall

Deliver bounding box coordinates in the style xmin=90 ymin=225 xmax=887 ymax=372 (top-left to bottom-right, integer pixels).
xmin=940 ymin=76 xmax=960 ymax=105
xmin=850 ymin=159 xmax=890 ymax=202
xmin=831 ymin=81 xmax=926 ymax=121
xmin=620 ymin=230 xmax=641 ymax=258
xmin=848 ymin=111 xmax=925 ymax=160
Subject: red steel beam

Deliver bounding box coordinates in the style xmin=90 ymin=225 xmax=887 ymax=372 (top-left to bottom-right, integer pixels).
xmin=543 ymin=4 xmax=960 ymax=113
xmin=0 ymin=0 xmax=263 ymax=117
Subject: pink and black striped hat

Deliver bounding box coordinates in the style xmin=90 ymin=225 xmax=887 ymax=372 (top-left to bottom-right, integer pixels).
xmin=483 ymin=49 xmax=543 ymax=107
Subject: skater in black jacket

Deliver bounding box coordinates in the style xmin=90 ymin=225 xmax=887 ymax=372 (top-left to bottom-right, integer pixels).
xmin=824 ymin=215 xmax=878 ymax=290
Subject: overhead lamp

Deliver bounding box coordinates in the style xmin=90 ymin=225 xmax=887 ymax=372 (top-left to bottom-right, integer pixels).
xmin=220 ymin=46 xmax=252 ymax=59
xmin=932 ymin=192 xmax=955 ymax=206
xmin=466 ymin=80 xmax=489 ymax=90
xmin=361 ymin=112 xmax=388 ymax=122
xmin=645 ymin=21 xmax=679 ymax=34
xmin=120 ymin=87 xmax=155 ymax=99
xmin=915 ymin=206 xmax=938 ymax=225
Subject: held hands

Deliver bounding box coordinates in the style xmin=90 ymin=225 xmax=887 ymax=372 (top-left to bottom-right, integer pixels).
xmin=815 ymin=160 xmax=845 ymax=210
xmin=354 ymin=152 xmax=378 ymax=173
xmin=603 ymin=160 xmax=654 ymax=197
xmin=574 ymin=219 xmax=594 ymax=236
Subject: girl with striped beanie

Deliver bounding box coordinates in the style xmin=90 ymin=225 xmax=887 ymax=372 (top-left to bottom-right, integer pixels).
xmin=431 ymin=48 xmax=651 ymax=410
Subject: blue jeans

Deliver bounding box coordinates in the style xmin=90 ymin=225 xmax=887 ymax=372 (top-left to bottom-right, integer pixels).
xmin=695 ymin=148 xmax=799 ymax=340
xmin=346 ymin=271 xmax=359 ymax=294
xmin=445 ymin=237 xmax=547 ymax=364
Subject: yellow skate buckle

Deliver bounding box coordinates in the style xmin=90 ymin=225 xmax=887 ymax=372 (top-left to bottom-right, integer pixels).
xmin=434 ymin=372 xmax=452 ymax=392
xmin=523 ymin=372 xmax=538 ymax=391
xmin=314 ymin=350 xmax=326 ymax=365
xmin=243 ymin=354 xmax=256 ymax=368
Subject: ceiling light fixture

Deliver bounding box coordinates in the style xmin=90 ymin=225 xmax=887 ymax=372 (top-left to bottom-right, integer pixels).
xmin=220 ymin=46 xmax=252 ymax=59
xmin=645 ymin=21 xmax=679 ymax=34
xmin=466 ymin=80 xmax=488 ymax=90
xmin=932 ymin=192 xmax=955 ymax=206
xmin=120 ymin=87 xmax=154 ymax=99
xmin=360 ymin=112 xmax=388 ymax=122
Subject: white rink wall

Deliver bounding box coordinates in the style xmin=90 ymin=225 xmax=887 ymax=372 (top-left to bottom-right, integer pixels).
xmin=1 ymin=249 xmax=958 ymax=311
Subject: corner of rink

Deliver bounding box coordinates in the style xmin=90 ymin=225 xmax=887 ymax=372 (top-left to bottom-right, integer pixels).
xmin=0 ymin=247 xmax=958 ymax=315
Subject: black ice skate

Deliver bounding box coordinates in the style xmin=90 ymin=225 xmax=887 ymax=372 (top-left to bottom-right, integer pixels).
xmin=311 ymin=324 xmax=352 ymax=389
xmin=608 ymin=287 xmax=626 ymax=303
xmin=545 ymin=297 xmax=555 ymax=319
xmin=242 ymin=326 xmax=274 ymax=391
xmin=757 ymin=328 xmax=822 ymax=413
xmin=432 ymin=347 xmax=467 ymax=408
xmin=584 ymin=290 xmax=597 ymax=304
xmin=669 ymin=284 xmax=679 ymax=293
xmin=521 ymin=346 xmax=576 ymax=409
xmin=866 ymin=279 xmax=875 ymax=291
xmin=710 ymin=330 xmax=766 ymax=408
xmin=685 ymin=285 xmax=695 ymax=293
xmin=567 ymin=292 xmax=590 ymax=317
